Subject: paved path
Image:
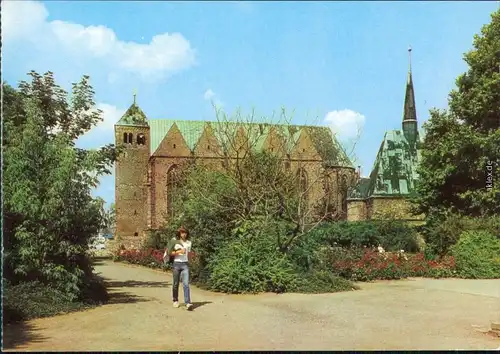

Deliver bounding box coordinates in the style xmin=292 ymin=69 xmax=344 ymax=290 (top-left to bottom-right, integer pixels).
xmin=3 ymin=259 xmax=500 ymax=351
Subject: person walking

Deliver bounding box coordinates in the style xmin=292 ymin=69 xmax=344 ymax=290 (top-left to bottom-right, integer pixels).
xmin=167 ymin=226 xmax=193 ymax=311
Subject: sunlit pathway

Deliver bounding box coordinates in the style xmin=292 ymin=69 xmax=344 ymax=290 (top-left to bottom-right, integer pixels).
xmin=3 ymin=259 xmax=499 ymax=351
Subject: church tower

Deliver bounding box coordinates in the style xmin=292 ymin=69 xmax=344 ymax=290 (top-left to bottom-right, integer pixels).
xmin=402 ymin=47 xmax=419 ymax=146
xmin=114 ymin=93 xmax=150 ymax=245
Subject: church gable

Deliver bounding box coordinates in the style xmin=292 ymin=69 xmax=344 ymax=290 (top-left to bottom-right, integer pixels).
xmin=194 ymin=124 xmax=223 ymax=157
xmin=290 ymin=128 xmax=322 ymax=161
xmin=152 ymin=123 xmax=191 ymax=157
xmin=262 ymin=126 xmax=287 ymax=155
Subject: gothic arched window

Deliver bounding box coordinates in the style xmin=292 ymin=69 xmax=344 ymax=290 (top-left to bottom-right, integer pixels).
xmin=127 ymin=133 xmax=133 ymax=144
xmin=123 ymin=132 xmax=128 ymax=143
xmin=166 ymin=165 xmax=179 ymax=218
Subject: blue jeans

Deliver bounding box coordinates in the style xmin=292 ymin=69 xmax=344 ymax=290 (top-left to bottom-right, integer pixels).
xmin=172 ymin=262 xmax=191 ymax=304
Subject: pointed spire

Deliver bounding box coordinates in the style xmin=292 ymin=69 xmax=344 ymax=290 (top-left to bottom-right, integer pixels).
xmin=116 ymin=90 xmax=148 ymax=126
xmin=403 ymin=46 xmax=417 ymax=122
xmin=402 ymin=46 xmax=418 ymax=145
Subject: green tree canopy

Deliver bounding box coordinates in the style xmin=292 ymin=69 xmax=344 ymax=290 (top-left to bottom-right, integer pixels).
xmin=3 ymin=71 xmax=119 ymax=300
xmin=414 ymin=9 xmax=500 ymax=217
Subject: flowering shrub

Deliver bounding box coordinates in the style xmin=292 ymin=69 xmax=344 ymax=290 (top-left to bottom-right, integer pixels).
xmin=113 ymin=248 xmax=167 ymax=269
xmin=329 ymin=247 xmax=457 ymax=281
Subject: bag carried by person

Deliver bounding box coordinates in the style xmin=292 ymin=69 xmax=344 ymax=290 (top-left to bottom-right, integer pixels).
xmin=163 ymin=238 xmax=182 ymax=265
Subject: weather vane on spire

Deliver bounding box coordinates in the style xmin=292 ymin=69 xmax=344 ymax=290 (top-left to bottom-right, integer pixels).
xmin=133 ymin=89 xmax=137 ymax=105
xmin=408 ymin=46 xmax=412 ymax=72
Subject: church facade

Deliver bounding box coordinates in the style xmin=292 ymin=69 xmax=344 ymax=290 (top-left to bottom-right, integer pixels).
xmin=347 ymin=49 xmax=424 ymax=222
xmin=114 ymin=106 xmax=356 ymax=246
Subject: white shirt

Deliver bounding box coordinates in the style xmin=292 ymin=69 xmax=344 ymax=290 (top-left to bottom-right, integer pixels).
xmin=173 ymin=240 xmax=192 ymax=263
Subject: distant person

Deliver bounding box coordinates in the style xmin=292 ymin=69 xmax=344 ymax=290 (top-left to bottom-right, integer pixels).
xmin=167 ymin=226 xmax=193 ymax=311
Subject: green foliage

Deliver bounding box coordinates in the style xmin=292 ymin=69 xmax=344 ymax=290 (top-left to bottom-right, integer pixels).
xmin=422 ymin=214 xmax=500 ymax=256
xmin=415 ymin=10 xmax=500 ymax=217
xmin=300 ymin=221 xmax=419 ymax=254
xmin=290 ymin=270 xmax=356 ymax=293
xmin=3 ymin=71 xmax=117 ymax=303
xmin=208 ymin=219 xmax=298 ymax=294
xmin=376 ymin=219 xmax=420 ymax=252
xmin=306 ymin=221 xmax=380 ymax=248
xmin=3 ymin=278 xmax=107 ymax=324
xmin=451 ymin=231 xmax=500 ymax=279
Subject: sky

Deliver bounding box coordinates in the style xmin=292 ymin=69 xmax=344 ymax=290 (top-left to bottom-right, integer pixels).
xmin=2 ymin=1 xmax=498 ymax=207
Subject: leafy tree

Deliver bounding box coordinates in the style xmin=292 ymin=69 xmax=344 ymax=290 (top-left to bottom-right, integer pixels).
xmin=168 ymin=107 xmax=354 ymax=250
xmin=3 ymin=71 xmax=119 ymax=300
xmin=414 ymin=9 xmax=500 ymax=217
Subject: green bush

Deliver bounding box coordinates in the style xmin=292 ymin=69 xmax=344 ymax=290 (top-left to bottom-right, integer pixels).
xmin=451 ymin=231 xmax=500 ymax=279
xmin=303 ymin=220 xmax=418 ymax=253
xmin=422 ymin=214 xmax=500 ymax=257
xmin=305 ymin=221 xmax=380 ymax=249
xmin=208 ymin=222 xmax=298 ymax=294
xmin=3 ymin=281 xmax=89 ymax=324
xmin=375 ymin=220 xmax=420 ymax=252
xmin=290 ymin=269 xmax=356 ymax=293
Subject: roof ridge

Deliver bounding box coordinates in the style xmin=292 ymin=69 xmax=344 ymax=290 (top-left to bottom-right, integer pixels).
xmin=148 ymin=118 xmax=330 ymax=129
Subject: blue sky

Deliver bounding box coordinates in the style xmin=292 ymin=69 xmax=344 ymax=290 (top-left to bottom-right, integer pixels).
xmin=3 ymin=1 xmax=498 ymax=207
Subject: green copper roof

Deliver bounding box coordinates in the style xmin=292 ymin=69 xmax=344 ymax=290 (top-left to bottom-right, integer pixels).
xmin=349 ymin=129 xmax=420 ymax=199
xmin=347 ymin=177 xmax=371 ymax=199
xmin=175 ymin=120 xmax=206 ymax=151
xmin=148 ymin=119 xmax=352 ymax=167
xmin=116 ymin=103 xmax=148 ymax=126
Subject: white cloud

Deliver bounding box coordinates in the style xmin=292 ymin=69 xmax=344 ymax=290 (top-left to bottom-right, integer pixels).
xmin=324 ymin=109 xmax=365 ymax=140
xmin=203 ymin=88 xmax=224 ymax=108
xmin=2 ymin=1 xmax=196 ymax=82
xmin=203 ymin=89 xmax=216 ymax=101
xmin=76 ymin=103 xmax=125 ymax=149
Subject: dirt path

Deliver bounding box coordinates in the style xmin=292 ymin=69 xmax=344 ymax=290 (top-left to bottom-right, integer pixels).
xmin=3 ymin=259 xmax=500 ymax=351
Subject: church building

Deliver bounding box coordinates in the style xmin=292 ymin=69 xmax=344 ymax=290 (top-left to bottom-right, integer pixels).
xmin=347 ymin=48 xmax=424 ymax=222
xmin=114 ymin=103 xmax=356 ymax=246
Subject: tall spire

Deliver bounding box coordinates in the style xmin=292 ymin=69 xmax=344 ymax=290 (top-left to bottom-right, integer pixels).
xmin=402 ymin=46 xmax=418 ymax=145
xmin=133 ymin=89 xmax=137 ymax=105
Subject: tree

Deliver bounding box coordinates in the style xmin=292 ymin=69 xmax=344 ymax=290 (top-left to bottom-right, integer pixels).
xmin=166 ymin=106 xmax=355 ymax=253
xmin=3 ymin=71 xmax=119 ymax=299
xmin=414 ymin=9 xmax=500 ymax=217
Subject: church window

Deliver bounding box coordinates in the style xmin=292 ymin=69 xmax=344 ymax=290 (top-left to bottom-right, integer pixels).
xmin=137 ymin=133 xmax=146 ymax=145
xmin=166 ymin=165 xmax=179 ymax=219
xmin=173 ymin=144 xmax=176 ymax=149
xmin=123 ymin=132 xmax=133 ymax=144
xmin=134 ymin=232 xmax=138 ymax=237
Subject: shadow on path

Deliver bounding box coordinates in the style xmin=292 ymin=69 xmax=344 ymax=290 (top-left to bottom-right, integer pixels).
xmin=106 ymin=279 xmax=170 ymax=289
xmin=2 ymin=322 xmax=48 ymax=351
xmin=191 ymin=301 xmax=213 ymax=310
xmin=92 ymin=256 xmax=112 ymax=267
xmin=101 ymin=277 xmax=170 ymax=304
